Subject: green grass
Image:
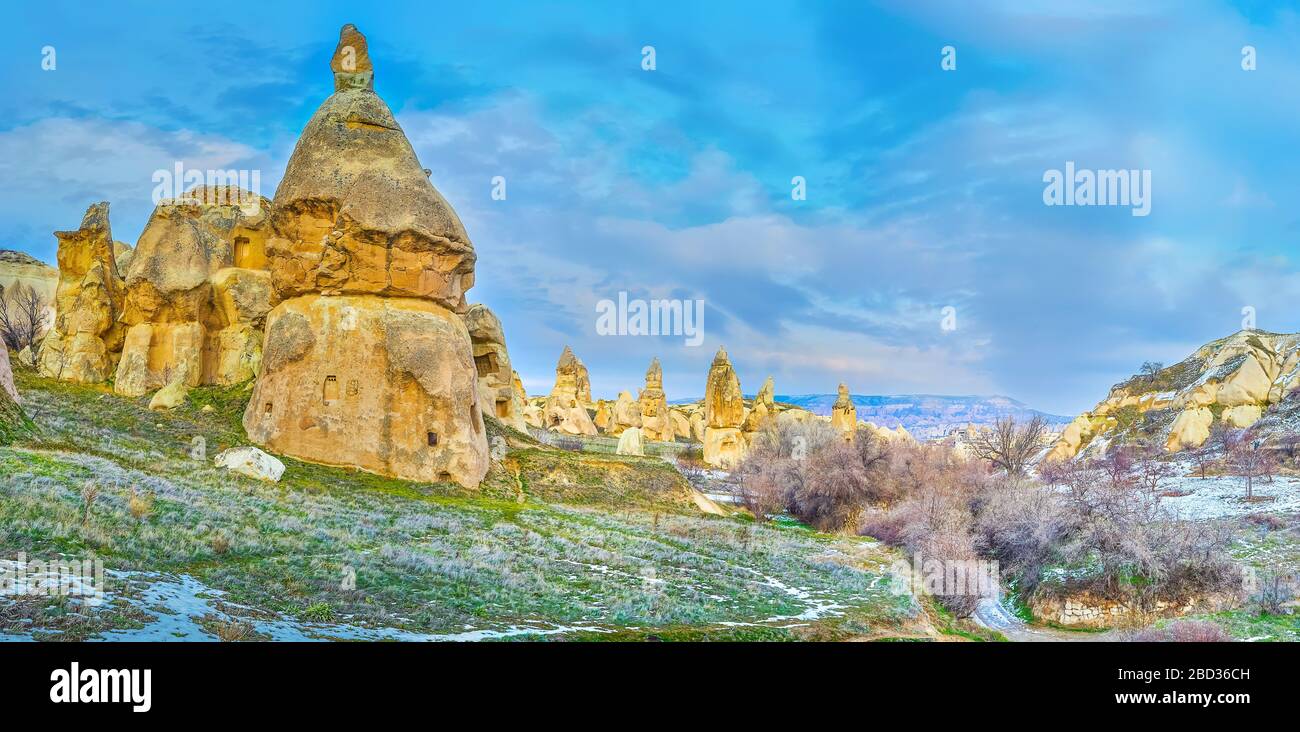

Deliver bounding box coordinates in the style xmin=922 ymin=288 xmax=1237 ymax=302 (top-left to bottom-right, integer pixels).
xmin=1 ymin=369 xmax=924 ymax=641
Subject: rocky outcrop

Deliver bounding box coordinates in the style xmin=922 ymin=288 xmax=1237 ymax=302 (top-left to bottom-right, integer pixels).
xmin=542 ymin=346 xmax=597 ymax=436
xmin=243 ymin=25 xmax=488 ymax=489
xmin=0 ymin=346 xmax=17 ymax=404
xmin=0 ymin=250 xmax=58 ymax=338
xmin=830 ymin=383 xmax=857 ymax=439
xmin=1049 ymin=330 xmax=1300 ymax=459
xmin=611 ymin=390 xmax=641 ymax=435
xmin=215 ymin=446 xmax=285 ymax=482
xmin=555 ymin=345 xmax=592 ymax=405
xmin=462 ymin=303 xmax=526 ymax=431
xmin=703 ymin=346 xmax=746 ymax=468
xmin=114 ymin=187 xmax=274 ymax=399
xmin=742 ymin=375 xmax=776 ymax=433
xmin=638 ymin=357 xmax=673 ymax=442
xmin=37 ymin=203 xmax=126 ymax=383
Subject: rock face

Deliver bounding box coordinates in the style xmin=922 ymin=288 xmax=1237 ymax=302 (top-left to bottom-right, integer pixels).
xmin=703 ymin=346 xmax=746 ymax=468
xmin=638 ymin=357 xmax=674 ymax=442
xmin=462 ymin=303 xmax=526 ymax=431
xmin=830 ymin=383 xmax=857 ymax=439
xmin=37 ymin=203 xmax=126 ymax=383
xmin=244 ymin=294 xmax=488 ymax=486
xmin=616 ymin=426 xmax=645 ymax=456
xmin=0 ymin=346 xmax=17 ymax=404
xmin=1048 ymin=329 xmax=1300 ymax=460
xmin=0 ymin=250 xmax=58 ymax=338
xmin=243 ymin=25 xmax=488 ymax=489
xmin=114 ymin=187 xmax=274 ymax=399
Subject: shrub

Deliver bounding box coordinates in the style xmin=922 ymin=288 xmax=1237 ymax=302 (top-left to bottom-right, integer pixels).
xmin=1124 ymin=620 xmax=1230 ymax=642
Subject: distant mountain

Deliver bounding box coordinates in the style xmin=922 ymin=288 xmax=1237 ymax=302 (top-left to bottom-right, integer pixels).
xmin=773 ymin=394 xmax=1072 ymax=440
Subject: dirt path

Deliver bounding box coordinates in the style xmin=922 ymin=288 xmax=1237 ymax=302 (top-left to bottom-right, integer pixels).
xmin=973 ymin=597 xmax=1116 ymax=642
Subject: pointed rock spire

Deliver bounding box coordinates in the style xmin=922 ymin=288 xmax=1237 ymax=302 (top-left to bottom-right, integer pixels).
xmin=331 ymin=24 xmax=374 ymax=91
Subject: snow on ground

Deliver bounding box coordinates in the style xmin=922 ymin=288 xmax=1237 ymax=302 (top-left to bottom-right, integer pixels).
xmin=1160 ymin=474 xmax=1300 ymax=521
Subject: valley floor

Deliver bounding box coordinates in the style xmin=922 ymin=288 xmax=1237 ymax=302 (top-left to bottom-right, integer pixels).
xmin=0 ymin=372 xmax=945 ymax=642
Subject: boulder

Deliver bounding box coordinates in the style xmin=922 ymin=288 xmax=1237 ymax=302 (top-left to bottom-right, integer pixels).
xmin=1221 ymin=404 xmax=1263 ymax=429
xmin=148 ymin=378 xmax=190 ymax=410
xmin=37 ymin=202 xmax=126 ymax=383
xmin=703 ymin=427 xmax=745 ymax=470
xmin=215 ymin=446 xmax=285 ymax=482
xmin=616 ymin=426 xmax=645 ymax=456
xmin=244 ymin=294 xmax=489 ymax=488
xmin=462 ymin=303 xmax=526 ymax=431
xmin=593 ymin=399 xmax=613 ymax=431
xmin=669 ymin=409 xmax=691 ymax=440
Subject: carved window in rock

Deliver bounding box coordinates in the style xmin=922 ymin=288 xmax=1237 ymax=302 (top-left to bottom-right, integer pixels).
xmin=474 ymin=352 xmax=498 ymax=377
xmin=496 ymin=398 xmax=510 ymax=418
xmin=233 ymin=237 xmax=251 ymax=268
xmin=427 ymin=431 xmax=439 ymax=447
xmin=323 ymin=375 xmax=339 ymax=404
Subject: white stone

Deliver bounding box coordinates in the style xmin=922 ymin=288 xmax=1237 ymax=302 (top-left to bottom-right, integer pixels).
xmin=215 ymin=446 xmax=284 ymax=482
xmin=616 ymin=427 xmax=645 ymax=456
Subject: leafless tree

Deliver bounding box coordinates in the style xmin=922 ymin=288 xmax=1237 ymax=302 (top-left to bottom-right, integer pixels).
xmin=1229 ymin=434 xmax=1275 ymax=500
xmin=967 ymin=416 xmax=1047 ymax=477
xmin=0 ymin=283 xmax=49 ymax=352
xmin=1131 ymin=441 xmax=1173 ymax=495
xmin=1139 ymin=361 xmax=1164 ymax=380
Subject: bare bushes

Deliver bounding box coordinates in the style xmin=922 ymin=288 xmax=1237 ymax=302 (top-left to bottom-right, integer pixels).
xmin=735 ymin=420 xmax=890 ymax=531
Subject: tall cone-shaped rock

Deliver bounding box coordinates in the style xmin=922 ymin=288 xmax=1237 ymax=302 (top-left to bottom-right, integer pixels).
xmin=703 ymin=346 xmax=746 ymax=468
xmin=830 ymin=383 xmax=857 ymax=439
xmin=244 ymin=25 xmax=488 ymax=488
xmin=37 ymin=202 xmax=126 ymax=383
xmin=639 ymin=357 xmax=673 ymax=442
xmin=266 ymin=25 xmax=474 ymax=310
xmin=542 ymin=346 xmax=596 ymax=435
xmin=462 ymin=303 xmax=526 ymax=431
xmin=742 ymin=375 xmax=775 ymax=432
xmin=115 ymin=186 xmax=274 ymax=398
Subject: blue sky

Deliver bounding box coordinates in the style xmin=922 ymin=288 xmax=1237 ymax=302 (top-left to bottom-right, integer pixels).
xmin=6 ymin=0 xmax=1300 ymax=415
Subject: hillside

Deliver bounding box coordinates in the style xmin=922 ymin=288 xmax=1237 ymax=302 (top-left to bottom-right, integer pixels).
xmin=0 ymin=367 xmax=944 ymax=642
xmin=770 ymin=393 xmax=1071 ymax=440
xmin=1050 ymin=329 xmax=1300 ymax=460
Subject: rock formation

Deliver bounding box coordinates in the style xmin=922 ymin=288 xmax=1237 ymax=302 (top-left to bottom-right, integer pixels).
xmin=1048 ymin=329 xmax=1300 ymax=460
xmin=742 ymin=375 xmax=776 ymax=433
xmin=593 ymin=399 xmax=612 ymax=431
xmin=638 ymin=357 xmax=673 ymax=442
xmin=610 ymin=390 xmax=641 ymax=434
xmin=554 ymin=345 xmax=592 ymax=405
xmin=114 ymin=186 xmax=274 ymax=400
xmin=243 ymin=25 xmax=489 ymax=488
xmin=37 ymin=203 xmax=126 ymax=383
xmin=703 ymin=346 xmax=746 ymax=468
xmin=1 ymin=345 xmax=18 ymax=404
xmin=462 ymin=303 xmax=526 ymax=431
xmin=0 ymin=250 xmax=58 ymax=339
xmin=669 ymin=408 xmax=690 ymax=439
xmin=830 ymin=383 xmax=857 ymax=439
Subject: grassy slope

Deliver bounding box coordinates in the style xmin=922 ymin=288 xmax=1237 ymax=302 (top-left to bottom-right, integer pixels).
xmin=1 ymin=368 xmax=929 ymax=641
